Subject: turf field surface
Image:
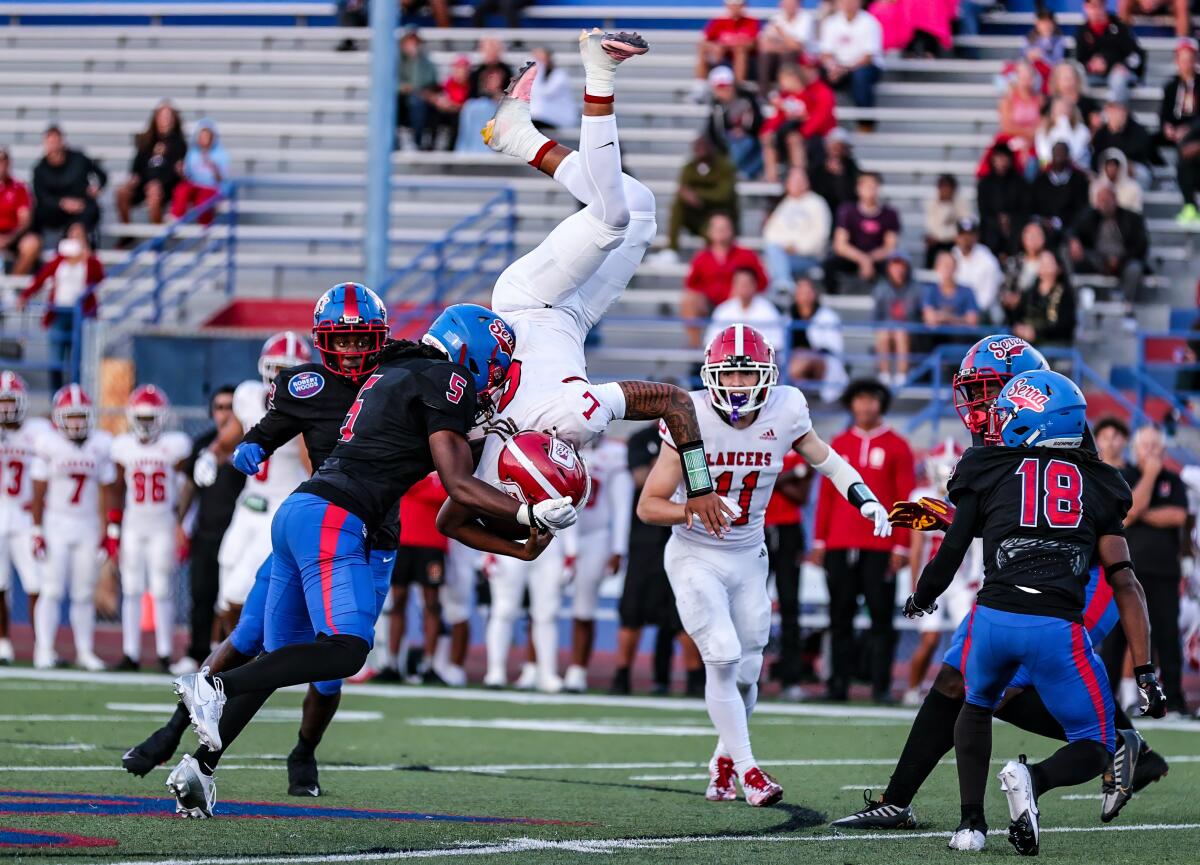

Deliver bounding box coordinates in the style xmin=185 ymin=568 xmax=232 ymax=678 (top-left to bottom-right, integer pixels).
xmin=0 ymin=667 xmax=1198 ymax=864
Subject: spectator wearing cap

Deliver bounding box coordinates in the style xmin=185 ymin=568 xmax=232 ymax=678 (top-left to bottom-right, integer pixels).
xmin=762 ymin=167 xmax=830 ymax=292
xmin=1091 ymin=148 xmax=1143 ymax=213
xmin=1003 ymin=249 xmax=1076 ymax=348
xmin=430 ymin=56 xmax=473 ymax=150
xmin=704 ymin=65 xmax=765 ymax=179
xmin=705 ymin=266 xmax=786 ymax=351
xmin=872 ymin=250 xmax=922 ymax=386
xmin=1031 ymin=140 xmax=1091 ymax=234
xmin=759 ymin=59 xmax=835 ymax=183
xmin=1160 ymin=39 xmax=1200 ymax=223
xmin=1091 ymin=99 xmax=1155 ymax=187
xmin=756 ymin=0 xmax=815 ymax=92
xmin=953 ymin=216 xmax=1003 ymax=318
xmin=682 ymin=213 xmax=768 ymax=347
xmin=788 ymin=275 xmax=848 ymax=403
xmin=0 ymin=147 xmax=40 ymax=276
xmin=810 ymin=127 xmax=860 ymax=216
xmin=31 ymin=126 xmax=107 ymax=239
xmin=819 ymin=0 xmax=883 ymax=124
xmin=1075 ymin=0 xmax=1144 ymax=107
xmin=829 ymin=171 xmax=899 ymax=293
xmin=530 ymin=47 xmax=575 ymax=131
xmin=923 ymin=250 xmax=980 ymax=330
xmin=697 ymin=0 xmax=761 ymax=87
xmin=1117 ymin=0 xmax=1190 ymax=39
xmin=977 ymin=141 xmax=1030 ymax=257
xmin=1067 ymin=183 xmax=1148 ymax=302
xmin=667 ymin=137 xmax=739 ymax=255
xmin=812 ymin=378 xmax=913 ymax=703
xmin=397 ymin=28 xmax=439 ymax=150
xmin=922 ymin=173 xmax=968 ymax=268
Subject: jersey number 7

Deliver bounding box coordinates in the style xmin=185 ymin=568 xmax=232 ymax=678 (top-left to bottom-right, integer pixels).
xmin=1015 ymin=458 xmax=1083 ymax=529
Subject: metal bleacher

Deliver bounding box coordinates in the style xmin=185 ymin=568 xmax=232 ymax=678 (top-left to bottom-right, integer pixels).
xmin=1 ymin=1 xmax=1197 ymax=405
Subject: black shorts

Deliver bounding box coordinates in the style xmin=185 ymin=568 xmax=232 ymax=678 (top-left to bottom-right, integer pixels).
xmin=391 ymin=546 xmax=445 ymax=588
xmin=618 ymin=542 xmax=679 ymax=631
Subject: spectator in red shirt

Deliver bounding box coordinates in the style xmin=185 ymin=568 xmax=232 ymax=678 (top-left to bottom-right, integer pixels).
xmin=377 ymin=473 xmax=449 ymax=683
xmin=681 ymin=212 xmax=769 ymax=347
xmin=829 ymin=171 xmax=900 ymax=293
xmin=760 ymin=59 xmax=836 ymax=183
xmin=697 ymin=0 xmax=761 ymax=86
xmin=0 ymin=147 xmax=41 ymax=276
xmin=812 ymin=379 xmax=913 ymax=702
xmin=764 ymin=450 xmax=814 ymax=699
xmin=430 ymin=56 xmax=473 ymax=151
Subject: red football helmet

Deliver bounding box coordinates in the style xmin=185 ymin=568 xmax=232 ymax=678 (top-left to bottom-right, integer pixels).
xmin=0 ymin=370 xmax=28 ymax=425
xmin=52 ymin=383 xmax=93 ymax=441
xmin=258 ymin=331 xmax=312 ymax=385
xmin=924 ymin=437 xmax=964 ymax=494
xmin=701 ymin=324 xmax=778 ymax=419
xmin=496 ymin=431 xmax=591 ymax=508
xmin=127 ymin=384 xmax=170 ymax=442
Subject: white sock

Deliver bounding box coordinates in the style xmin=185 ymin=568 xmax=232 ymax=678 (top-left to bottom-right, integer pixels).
xmin=122 ymin=594 xmax=142 ymax=660
xmin=485 ymin=613 xmax=514 ymax=681
xmin=70 ymin=598 xmax=96 ymax=658
xmin=578 ymin=114 xmax=629 ymax=232
xmin=153 ymin=595 xmax=174 ymax=659
xmin=705 ymin=661 xmax=756 ymax=777
xmin=531 ymin=617 xmax=558 ymax=682
xmin=34 ymin=594 xmax=59 ymax=659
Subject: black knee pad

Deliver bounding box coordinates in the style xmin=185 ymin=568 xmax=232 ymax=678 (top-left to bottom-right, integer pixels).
xmin=316 ymin=632 xmax=370 ymax=672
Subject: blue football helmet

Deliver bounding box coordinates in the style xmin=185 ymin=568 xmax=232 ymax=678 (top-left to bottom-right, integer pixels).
xmin=953 ymin=333 xmax=1049 ymax=436
xmin=989 ymin=370 xmax=1087 ymax=449
xmin=313 ymin=282 xmax=389 ymax=381
xmin=422 ymin=303 xmax=515 ymax=412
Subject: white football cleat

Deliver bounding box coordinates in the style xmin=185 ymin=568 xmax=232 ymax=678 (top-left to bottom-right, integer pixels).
xmin=76 ymin=651 xmax=106 ymax=672
xmin=563 ymin=665 xmax=588 ymax=693
xmin=536 ymin=672 xmax=563 ymax=694
xmin=0 ymin=638 xmax=14 ymax=664
xmin=998 ymin=757 xmax=1040 ymax=856
xmin=947 ymin=824 xmax=987 ymax=851
xmin=740 ymin=766 xmax=783 ymax=807
xmin=705 ymin=755 xmax=737 ymax=802
xmin=33 ymin=648 xmax=58 ymax=669
xmin=514 ymin=662 xmax=537 ymax=691
xmin=166 ymin=754 xmax=216 ymax=818
xmin=174 ymin=666 xmax=226 ymax=751
xmin=1101 ymin=729 xmax=1142 ymax=823
xmin=481 ymin=60 xmax=542 ymax=160
xmin=435 ymin=660 xmax=467 ymax=688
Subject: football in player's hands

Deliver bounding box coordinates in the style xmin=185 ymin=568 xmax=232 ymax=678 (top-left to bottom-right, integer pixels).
xmin=231 ymin=442 xmax=266 ymax=476
xmin=903 ymin=593 xmax=937 ymax=619
xmin=888 ymin=498 xmax=954 ymax=532
xmin=1134 ymin=664 xmax=1168 ymax=718
xmin=193 ymin=450 xmax=218 ymax=487
xmin=860 ymin=501 xmax=892 ymax=537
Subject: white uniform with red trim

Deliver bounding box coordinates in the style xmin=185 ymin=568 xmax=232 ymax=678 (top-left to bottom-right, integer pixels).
xmin=217 ymin=379 xmax=307 ymax=608
xmin=30 ymin=426 xmax=116 ymax=663
xmin=660 ymin=386 xmax=812 ymax=665
xmin=908 ymin=483 xmax=983 ymax=634
xmin=567 ymin=436 xmax=633 ymax=620
xmin=0 ymin=417 xmax=51 ymax=595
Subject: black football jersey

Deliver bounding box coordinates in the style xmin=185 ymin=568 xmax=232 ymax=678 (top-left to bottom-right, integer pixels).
xmin=948 ymin=445 xmax=1131 ymax=621
xmin=299 ymin=353 xmax=476 ymax=532
xmin=239 ymin=362 xmax=400 ymax=550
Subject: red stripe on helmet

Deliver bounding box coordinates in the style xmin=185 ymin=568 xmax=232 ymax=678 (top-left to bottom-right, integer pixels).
xmin=342 ymin=283 xmax=360 ymax=322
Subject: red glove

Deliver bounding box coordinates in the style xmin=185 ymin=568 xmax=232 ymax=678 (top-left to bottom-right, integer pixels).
xmin=31 ymin=528 xmax=47 ymax=561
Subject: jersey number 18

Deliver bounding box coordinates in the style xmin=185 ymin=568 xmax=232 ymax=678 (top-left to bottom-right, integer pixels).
xmin=1015 ymin=458 xmax=1083 ymax=530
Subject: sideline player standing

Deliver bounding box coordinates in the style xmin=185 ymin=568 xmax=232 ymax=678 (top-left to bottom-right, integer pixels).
xmin=111 ymin=385 xmax=191 ymax=671
xmin=904 ymin=370 xmax=1167 ymax=853
xmin=0 ymin=371 xmax=50 ymax=664
xmin=30 ymin=384 xmax=118 ymax=670
xmin=638 ymin=324 xmax=892 ymax=807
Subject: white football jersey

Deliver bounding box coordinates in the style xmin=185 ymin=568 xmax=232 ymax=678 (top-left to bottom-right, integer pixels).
xmin=661 ymin=386 xmax=813 ymax=552
xmin=0 ymin=417 xmax=53 ymax=533
xmin=111 ymin=431 xmax=192 ymax=526
xmin=30 ymin=427 xmax=116 ymax=525
xmin=232 ymin=379 xmax=306 ymax=503
xmin=575 ymin=436 xmax=633 ymax=544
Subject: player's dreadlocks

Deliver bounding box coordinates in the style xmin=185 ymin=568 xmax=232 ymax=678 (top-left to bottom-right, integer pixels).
xmin=375 ymin=339 xmax=448 ymax=364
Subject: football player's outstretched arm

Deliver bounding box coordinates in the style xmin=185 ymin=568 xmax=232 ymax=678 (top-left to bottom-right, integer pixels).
xmin=635 ymin=444 xmax=688 ymax=527
xmin=1099 ymin=534 xmax=1167 ymax=717
xmin=435 ymin=498 xmax=553 ymax=561
xmin=794 ymin=430 xmax=892 ymax=537
xmin=617 ymin=380 xmax=733 ymax=537
xmin=909 ymin=491 xmax=979 ymax=612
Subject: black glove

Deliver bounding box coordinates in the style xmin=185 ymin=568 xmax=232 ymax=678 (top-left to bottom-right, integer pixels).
xmin=1134 ymin=664 xmax=1167 ymax=719
xmin=903 ymin=593 xmax=938 ymax=620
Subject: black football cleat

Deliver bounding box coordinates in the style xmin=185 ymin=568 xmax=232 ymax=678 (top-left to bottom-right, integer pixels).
xmin=112 ymin=655 xmax=140 ymax=672
xmin=287 ymin=747 xmax=321 ymax=797
xmin=830 ymin=790 xmax=917 ymax=830
xmin=122 ymin=724 xmax=184 ymax=777
xmin=1130 ymin=744 xmax=1169 ymax=793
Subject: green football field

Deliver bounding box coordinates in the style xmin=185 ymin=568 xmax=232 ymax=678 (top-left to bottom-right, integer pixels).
xmin=1 ymin=668 xmax=1198 ymax=864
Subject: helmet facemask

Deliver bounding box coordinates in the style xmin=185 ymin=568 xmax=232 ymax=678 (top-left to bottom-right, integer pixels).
xmin=56 ymin=409 xmax=92 ymax=442
xmin=0 ymin=394 xmax=25 ymax=425
xmin=953 ymin=368 xmax=1010 ymax=439
xmin=701 ymin=359 xmax=777 ymax=422
xmin=130 ymin=409 xmax=163 ymax=443
xmin=314 ymin=323 xmax=388 ymax=382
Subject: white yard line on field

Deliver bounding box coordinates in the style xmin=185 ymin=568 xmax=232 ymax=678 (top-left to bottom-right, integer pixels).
xmin=62 ymin=823 xmax=1200 ymax=865
xmin=105 ymin=703 xmax=383 ymax=722
xmin=12 ymin=742 xmax=96 ymax=751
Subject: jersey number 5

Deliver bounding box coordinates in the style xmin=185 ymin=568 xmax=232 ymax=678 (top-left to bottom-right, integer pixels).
xmin=339 ymin=374 xmax=384 ymax=443
xmin=445 ymin=372 xmax=467 ymax=405
xmin=1015 ymin=458 xmax=1083 ymax=529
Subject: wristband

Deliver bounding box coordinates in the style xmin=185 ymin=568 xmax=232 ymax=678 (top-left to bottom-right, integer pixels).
xmin=678 ymin=441 xmax=713 ymax=498
xmin=848 ymin=482 xmax=878 ymax=510
xmin=1106 ymin=560 xmax=1134 ymax=576
xmin=1133 ymin=664 xmax=1156 ymax=679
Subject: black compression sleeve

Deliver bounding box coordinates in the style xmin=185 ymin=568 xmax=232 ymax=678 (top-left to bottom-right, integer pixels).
xmin=912 ymin=491 xmax=979 ymax=609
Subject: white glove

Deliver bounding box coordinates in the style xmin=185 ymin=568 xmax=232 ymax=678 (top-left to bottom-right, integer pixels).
xmin=861 ymin=501 xmax=892 ymax=537
xmin=193 ymin=450 xmax=218 ymax=488
xmin=516 ymin=496 xmax=578 ymax=534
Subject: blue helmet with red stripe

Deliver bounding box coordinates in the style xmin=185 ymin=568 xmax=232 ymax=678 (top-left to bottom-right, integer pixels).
xmin=989 ymin=370 xmax=1087 ymax=449
xmin=313 ymin=282 xmax=389 ymax=382
xmin=421 ymin=303 xmax=515 ymax=416
xmin=953 ymin=333 xmax=1048 ymax=436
